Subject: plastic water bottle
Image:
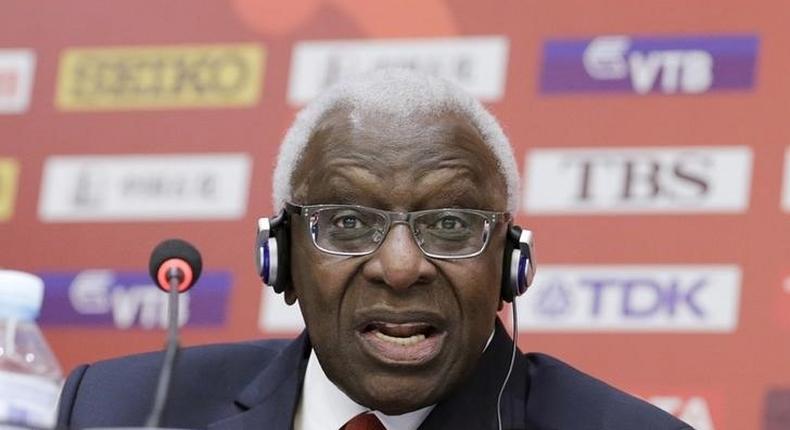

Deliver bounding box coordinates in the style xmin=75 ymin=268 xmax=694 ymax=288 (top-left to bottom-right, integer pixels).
xmin=0 ymin=270 xmax=63 ymax=429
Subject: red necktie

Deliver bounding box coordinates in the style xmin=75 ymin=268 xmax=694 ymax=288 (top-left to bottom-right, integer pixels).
xmin=343 ymin=413 xmax=386 ymax=430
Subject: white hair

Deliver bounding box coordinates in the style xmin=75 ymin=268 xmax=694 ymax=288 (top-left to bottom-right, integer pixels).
xmin=272 ymin=68 xmax=520 ymax=212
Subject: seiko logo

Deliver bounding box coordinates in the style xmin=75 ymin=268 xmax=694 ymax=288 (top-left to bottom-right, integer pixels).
xmin=541 ymin=34 xmax=758 ymax=95
xmin=56 ymin=44 xmax=264 ymax=110
xmin=519 ymin=265 xmax=741 ymax=332
xmin=288 ymin=37 xmax=508 ymax=105
xmin=38 ymin=154 xmax=251 ymax=221
xmin=0 ymin=49 xmax=35 ymax=113
xmin=523 ymin=147 xmax=752 ymax=214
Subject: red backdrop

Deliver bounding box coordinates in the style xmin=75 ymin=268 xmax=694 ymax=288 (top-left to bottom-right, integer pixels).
xmin=2 ymin=1 xmax=789 ymax=429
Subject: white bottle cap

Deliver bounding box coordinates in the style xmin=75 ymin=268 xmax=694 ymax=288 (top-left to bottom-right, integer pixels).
xmin=0 ymin=269 xmax=45 ymax=320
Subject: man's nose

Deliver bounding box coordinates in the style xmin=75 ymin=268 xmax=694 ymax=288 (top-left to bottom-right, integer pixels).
xmin=362 ymin=223 xmax=437 ymax=290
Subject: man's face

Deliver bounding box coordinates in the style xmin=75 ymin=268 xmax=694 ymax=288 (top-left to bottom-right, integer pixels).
xmin=287 ymin=109 xmax=508 ymax=414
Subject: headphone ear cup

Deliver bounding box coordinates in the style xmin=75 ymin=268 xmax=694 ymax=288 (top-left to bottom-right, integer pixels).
xmin=272 ymin=216 xmax=291 ymax=294
xmin=255 ymin=226 xmax=276 ymax=286
xmin=255 ymin=214 xmax=291 ymax=294
xmin=501 ymin=225 xmax=535 ymax=302
xmin=500 ymin=226 xmax=518 ymax=303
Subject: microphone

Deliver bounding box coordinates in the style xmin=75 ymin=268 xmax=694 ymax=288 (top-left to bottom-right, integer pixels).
xmin=149 ymin=239 xmax=202 ymax=293
xmin=144 ymin=239 xmax=202 ymax=428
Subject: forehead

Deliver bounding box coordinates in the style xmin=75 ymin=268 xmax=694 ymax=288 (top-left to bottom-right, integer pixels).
xmin=291 ymin=108 xmax=507 ymax=211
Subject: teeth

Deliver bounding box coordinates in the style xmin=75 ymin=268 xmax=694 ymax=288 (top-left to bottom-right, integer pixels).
xmin=373 ymin=331 xmax=426 ymax=346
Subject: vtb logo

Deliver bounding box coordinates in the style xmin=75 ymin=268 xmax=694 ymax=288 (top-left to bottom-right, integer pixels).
xmin=583 ymin=36 xmax=714 ymax=94
xmin=37 ymin=270 xmax=231 ymax=329
xmin=540 ymin=34 xmax=758 ymax=95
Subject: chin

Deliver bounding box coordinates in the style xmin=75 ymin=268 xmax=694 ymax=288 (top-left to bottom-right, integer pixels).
xmin=345 ymin=372 xmax=450 ymax=415
xmin=354 ymin=386 xmax=437 ymax=415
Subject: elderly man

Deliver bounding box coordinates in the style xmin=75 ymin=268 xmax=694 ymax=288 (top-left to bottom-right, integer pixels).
xmin=57 ymin=70 xmax=691 ymax=429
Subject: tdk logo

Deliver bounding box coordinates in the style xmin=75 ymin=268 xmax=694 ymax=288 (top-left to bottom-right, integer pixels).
xmin=519 ymin=265 xmax=741 ymax=332
xmin=38 ymin=270 xmax=231 ymax=329
xmin=540 ymin=34 xmax=758 ymax=95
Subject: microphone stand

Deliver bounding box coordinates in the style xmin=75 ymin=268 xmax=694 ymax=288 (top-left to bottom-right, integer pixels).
xmin=87 ymin=269 xmax=186 ymax=430
xmin=145 ymin=268 xmax=182 ymax=428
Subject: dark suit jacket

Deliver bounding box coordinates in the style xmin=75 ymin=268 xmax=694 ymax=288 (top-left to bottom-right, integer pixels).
xmin=57 ymin=321 xmax=692 ymax=429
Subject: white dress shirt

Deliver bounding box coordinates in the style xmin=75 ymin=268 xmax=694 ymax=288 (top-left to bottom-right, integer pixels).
xmin=292 ymin=350 xmax=434 ymax=430
xmin=292 ymin=330 xmax=495 ymax=430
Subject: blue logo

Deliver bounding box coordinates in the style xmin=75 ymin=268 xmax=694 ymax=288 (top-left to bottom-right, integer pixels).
xmin=764 ymin=389 xmax=790 ymax=430
xmin=534 ymin=278 xmax=574 ymax=317
xmin=540 ymin=34 xmax=758 ymax=95
xmin=37 ymin=270 xmax=231 ymax=329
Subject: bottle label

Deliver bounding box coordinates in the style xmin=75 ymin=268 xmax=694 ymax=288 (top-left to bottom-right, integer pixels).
xmin=0 ymin=371 xmax=61 ymax=428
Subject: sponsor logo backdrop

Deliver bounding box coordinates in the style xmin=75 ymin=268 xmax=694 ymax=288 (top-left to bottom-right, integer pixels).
xmin=1 ymin=1 xmax=788 ymax=428
xmin=0 ymin=158 xmax=19 ymax=221
xmin=0 ymin=49 xmax=35 ymax=114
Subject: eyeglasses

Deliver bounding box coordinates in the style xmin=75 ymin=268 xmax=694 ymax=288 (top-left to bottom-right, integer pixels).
xmin=284 ymin=202 xmax=511 ymax=259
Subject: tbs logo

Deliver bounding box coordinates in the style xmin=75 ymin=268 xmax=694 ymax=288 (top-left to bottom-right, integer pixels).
xmin=540 ymin=34 xmax=757 ymax=95
xmin=523 ymin=147 xmax=752 ymax=215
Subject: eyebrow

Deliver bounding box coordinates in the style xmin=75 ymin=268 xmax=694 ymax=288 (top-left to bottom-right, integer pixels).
xmin=411 ymin=175 xmax=494 ymax=210
xmin=305 ymin=170 xmax=384 ymax=206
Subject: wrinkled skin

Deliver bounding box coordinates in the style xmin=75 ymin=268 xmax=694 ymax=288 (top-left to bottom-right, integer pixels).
xmin=285 ymin=108 xmax=508 ymax=414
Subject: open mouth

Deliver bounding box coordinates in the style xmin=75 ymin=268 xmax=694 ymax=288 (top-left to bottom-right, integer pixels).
xmin=357 ymin=321 xmax=446 ymax=365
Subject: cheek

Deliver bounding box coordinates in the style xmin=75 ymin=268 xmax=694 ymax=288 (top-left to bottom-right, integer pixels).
xmin=441 ymin=251 xmax=504 ymax=320
xmin=290 ymin=237 xmax=359 ymax=324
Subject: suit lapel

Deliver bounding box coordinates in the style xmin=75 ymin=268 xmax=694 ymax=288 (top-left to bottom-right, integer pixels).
xmin=417 ymin=319 xmax=530 ymax=430
xmin=205 ymin=321 xmax=529 ymax=429
xmin=208 ymin=332 xmax=310 ymax=430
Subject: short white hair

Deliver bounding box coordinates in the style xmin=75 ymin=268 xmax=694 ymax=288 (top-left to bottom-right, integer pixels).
xmin=272 ymin=68 xmax=520 ymax=212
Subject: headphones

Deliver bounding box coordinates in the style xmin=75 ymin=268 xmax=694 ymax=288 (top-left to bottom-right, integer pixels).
xmin=255 ymin=212 xmax=535 ymax=302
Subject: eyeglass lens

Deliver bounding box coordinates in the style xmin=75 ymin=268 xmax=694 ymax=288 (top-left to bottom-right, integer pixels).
xmin=309 ymin=207 xmax=489 ymax=257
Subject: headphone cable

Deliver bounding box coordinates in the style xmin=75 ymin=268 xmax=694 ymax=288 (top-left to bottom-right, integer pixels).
xmin=496 ymin=297 xmax=518 ymax=430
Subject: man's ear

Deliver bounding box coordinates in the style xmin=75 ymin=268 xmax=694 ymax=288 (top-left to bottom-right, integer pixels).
xmin=284 ymin=286 xmax=298 ymax=305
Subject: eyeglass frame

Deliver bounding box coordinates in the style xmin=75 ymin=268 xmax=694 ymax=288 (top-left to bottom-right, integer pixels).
xmin=284 ymin=202 xmax=513 ymax=260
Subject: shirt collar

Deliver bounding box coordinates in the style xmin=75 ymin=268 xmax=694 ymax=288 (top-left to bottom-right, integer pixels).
xmin=293 ymin=350 xmax=434 ymax=430
xmin=293 ymin=329 xmax=495 ymax=430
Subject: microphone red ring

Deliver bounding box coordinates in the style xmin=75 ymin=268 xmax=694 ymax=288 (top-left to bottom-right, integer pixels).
xmin=156 ymin=258 xmax=194 ymax=293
